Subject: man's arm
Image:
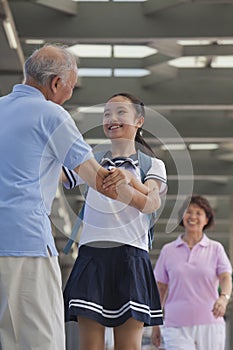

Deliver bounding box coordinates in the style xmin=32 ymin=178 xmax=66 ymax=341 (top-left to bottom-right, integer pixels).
xmin=73 ymin=158 xmax=118 ymax=199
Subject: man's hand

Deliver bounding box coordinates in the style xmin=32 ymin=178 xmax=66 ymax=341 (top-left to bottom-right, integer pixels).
xmin=97 ymin=168 xmax=134 ymax=200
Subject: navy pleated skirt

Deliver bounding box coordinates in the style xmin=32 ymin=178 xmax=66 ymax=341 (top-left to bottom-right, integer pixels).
xmin=63 ymin=244 xmax=163 ymax=327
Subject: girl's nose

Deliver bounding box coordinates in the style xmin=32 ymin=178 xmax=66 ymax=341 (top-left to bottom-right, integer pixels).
xmin=109 ymin=113 xmax=118 ymax=123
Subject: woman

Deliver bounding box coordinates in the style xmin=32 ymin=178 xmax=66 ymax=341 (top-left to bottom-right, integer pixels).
xmin=63 ymin=93 xmax=167 ymax=350
xmin=152 ymin=195 xmax=232 ymax=350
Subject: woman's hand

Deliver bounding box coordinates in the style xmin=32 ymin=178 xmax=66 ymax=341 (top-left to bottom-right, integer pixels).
xmin=212 ymin=296 xmax=228 ymax=318
xmin=213 ymin=272 xmax=232 ymax=318
xmin=151 ymin=326 xmax=161 ymax=348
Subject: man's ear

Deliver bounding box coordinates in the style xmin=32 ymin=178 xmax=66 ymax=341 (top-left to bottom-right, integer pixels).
xmin=50 ymin=76 xmax=60 ymax=93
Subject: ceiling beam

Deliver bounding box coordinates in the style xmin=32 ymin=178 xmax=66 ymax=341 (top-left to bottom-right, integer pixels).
xmin=77 ymin=54 xmax=172 ymax=69
xmin=143 ymin=53 xmax=172 ymax=67
xmin=64 ymin=76 xmax=233 ymax=108
xmin=9 ymin=1 xmax=233 ymax=41
xmin=29 ymin=0 xmax=77 ymax=15
xmin=142 ymin=0 xmax=189 ymax=16
xmin=149 ymin=39 xmax=182 ymax=57
xmin=75 ymin=54 xmax=175 ymax=70
xmin=78 ymin=57 xmax=143 ymax=69
xmin=3 ymin=70 xmax=233 ymax=108
xmin=183 ymin=43 xmax=233 ymax=56
xmin=141 ymin=64 xmax=178 ymax=86
xmin=20 ymin=47 xmax=173 ymax=69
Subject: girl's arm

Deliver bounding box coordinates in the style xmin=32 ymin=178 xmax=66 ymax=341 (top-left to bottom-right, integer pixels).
xmin=102 ymin=168 xmax=162 ymax=213
xmin=61 ymin=161 xmax=135 ymax=202
xmin=151 ymin=282 xmax=168 ymax=348
xmin=62 ymin=164 xmax=163 ymax=212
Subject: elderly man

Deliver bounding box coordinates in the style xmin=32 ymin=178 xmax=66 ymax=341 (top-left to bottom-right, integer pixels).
xmin=0 ymin=45 xmax=122 ymax=350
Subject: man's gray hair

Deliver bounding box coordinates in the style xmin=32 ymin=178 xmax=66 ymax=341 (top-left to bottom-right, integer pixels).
xmin=24 ymin=44 xmax=78 ymax=86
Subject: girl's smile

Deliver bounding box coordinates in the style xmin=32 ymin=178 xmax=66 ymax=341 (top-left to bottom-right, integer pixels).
xmin=108 ymin=123 xmax=123 ymax=131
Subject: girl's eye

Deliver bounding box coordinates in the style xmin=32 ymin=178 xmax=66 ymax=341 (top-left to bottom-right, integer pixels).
xmin=118 ymin=110 xmax=126 ymax=115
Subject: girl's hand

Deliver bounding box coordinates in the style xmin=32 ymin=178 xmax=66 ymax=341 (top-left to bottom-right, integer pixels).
xmin=97 ymin=168 xmax=133 ymax=201
xmin=102 ymin=168 xmax=133 ymax=190
xmin=102 ymin=168 xmax=161 ymax=212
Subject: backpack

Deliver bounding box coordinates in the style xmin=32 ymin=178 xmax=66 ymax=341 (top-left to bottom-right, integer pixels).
xmin=63 ymin=150 xmax=156 ymax=254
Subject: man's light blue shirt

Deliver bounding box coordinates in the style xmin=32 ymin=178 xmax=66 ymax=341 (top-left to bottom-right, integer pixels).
xmin=0 ymin=84 xmax=93 ymax=256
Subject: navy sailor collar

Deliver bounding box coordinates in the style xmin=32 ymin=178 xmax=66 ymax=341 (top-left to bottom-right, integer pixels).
xmin=100 ymin=151 xmax=138 ymax=169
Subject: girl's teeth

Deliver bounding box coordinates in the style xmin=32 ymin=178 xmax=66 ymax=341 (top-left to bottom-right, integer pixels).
xmin=110 ymin=125 xmax=120 ymax=130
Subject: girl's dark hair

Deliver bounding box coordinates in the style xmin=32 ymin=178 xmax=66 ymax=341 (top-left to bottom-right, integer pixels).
xmin=178 ymin=195 xmax=215 ymax=230
xmin=108 ymin=92 xmax=156 ymax=157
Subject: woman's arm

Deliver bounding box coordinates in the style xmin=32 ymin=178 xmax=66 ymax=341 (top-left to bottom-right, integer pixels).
xmin=212 ymin=272 xmax=232 ymax=318
xmin=219 ymin=271 xmax=232 ymax=298
xmin=157 ymin=281 xmax=168 ymax=308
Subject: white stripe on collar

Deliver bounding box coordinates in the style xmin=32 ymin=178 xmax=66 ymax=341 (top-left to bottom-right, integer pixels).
xmin=100 ymin=157 xmax=138 ymax=168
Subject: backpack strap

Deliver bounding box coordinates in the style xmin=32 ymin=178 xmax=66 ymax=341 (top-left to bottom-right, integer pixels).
xmin=62 ymin=203 xmax=85 ymax=254
xmin=137 ymin=150 xmax=157 ymax=249
xmin=137 ymin=150 xmax=152 ymax=182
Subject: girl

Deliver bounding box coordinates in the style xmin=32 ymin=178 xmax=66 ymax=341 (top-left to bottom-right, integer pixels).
xmin=63 ymin=93 xmax=167 ymax=350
